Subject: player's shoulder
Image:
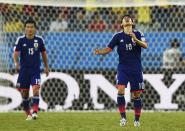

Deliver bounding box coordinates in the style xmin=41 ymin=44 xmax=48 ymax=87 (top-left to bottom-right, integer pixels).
xmin=35 ymin=35 xmax=45 ymax=44
xmin=133 ymin=29 xmax=144 ymax=36
xmin=15 ymin=35 xmax=25 ymax=45
xmin=116 ymin=31 xmax=123 ymax=35
xmin=35 ymin=35 xmax=44 ymax=41
xmin=113 ymin=31 xmax=123 ymax=37
xmin=17 ymin=35 xmax=25 ymax=40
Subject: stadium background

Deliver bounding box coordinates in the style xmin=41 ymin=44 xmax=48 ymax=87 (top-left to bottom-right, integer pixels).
xmin=0 ymin=0 xmax=185 ymax=112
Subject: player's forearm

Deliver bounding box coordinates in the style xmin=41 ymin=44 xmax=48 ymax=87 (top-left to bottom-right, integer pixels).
xmin=134 ymin=39 xmax=148 ymax=49
xmin=95 ymin=47 xmax=112 ymax=55
xmin=42 ymin=52 xmax=49 ymax=68
xmin=13 ymin=52 xmax=19 ymax=65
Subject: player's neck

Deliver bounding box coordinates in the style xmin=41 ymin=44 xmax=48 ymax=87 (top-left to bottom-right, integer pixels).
xmin=123 ymin=26 xmax=132 ymax=34
xmin=26 ymin=34 xmax=35 ymax=39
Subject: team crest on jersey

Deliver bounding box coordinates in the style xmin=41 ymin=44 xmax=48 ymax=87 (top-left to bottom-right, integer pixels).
xmin=34 ymin=43 xmax=39 ymax=51
xmin=120 ymin=39 xmax=124 ymax=42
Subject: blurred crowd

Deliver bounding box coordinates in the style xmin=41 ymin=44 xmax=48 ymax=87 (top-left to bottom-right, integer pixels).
xmin=1 ymin=4 xmax=185 ymax=33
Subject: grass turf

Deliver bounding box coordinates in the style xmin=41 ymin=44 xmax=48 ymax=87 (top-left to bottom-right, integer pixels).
xmin=0 ymin=112 xmax=185 ymax=131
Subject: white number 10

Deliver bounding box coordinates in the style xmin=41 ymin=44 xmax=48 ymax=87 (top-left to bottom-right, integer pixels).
xmin=126 ymin=44 xmax=132 ymax=50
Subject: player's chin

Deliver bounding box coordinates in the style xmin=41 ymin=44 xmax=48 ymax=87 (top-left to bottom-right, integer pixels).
xmin=28 ymin=31 xmax=34 ymax=35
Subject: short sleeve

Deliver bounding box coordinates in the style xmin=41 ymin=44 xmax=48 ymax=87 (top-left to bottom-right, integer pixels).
xmin=39 ymin=38 xmax=46 ymax=52
xmin=14 ymin=37 xmax=21 ymax=52
xmin=107 ymin=34 xmax=118 ymax=50
xmin=138 ymin=31 xmax=146 ymax=42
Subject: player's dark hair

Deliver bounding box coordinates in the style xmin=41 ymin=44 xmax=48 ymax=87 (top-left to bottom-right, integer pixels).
xmin=24 ymin=18 xmax=37 ymax=28
xmin=122 ymin=14 xmax=134 ymax=22
xmin=121 ymin=14 xmax=135 ymax=28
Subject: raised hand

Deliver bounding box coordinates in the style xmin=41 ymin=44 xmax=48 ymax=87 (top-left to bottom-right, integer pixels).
xmin=94 ymin=49 xmax=100 ymax=55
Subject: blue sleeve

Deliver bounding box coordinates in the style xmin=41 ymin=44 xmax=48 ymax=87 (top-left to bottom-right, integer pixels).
xmin=39 ymin=38 xmax=46 ymax=52
xmin=14 ymin=37 xmax=21 ymax=52
xmin=107 ymin=34 xmax=118 ymax=50
xmin=138 ymin=31 xmax=146 ymax=42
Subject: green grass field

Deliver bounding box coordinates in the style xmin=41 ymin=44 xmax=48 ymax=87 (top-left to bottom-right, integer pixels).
xmin=0 ymin=112 xmax=185 ymax=131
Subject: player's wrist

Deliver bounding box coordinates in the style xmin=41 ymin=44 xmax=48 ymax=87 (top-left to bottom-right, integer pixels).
xmin=134 ymin=38 xmax=139 ymax=42
xmin=134 ymin=39 xmax=142 ymax=45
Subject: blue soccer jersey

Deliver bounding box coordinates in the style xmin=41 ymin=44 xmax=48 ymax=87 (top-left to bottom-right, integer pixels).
xmin=14 ymin=35 xmax=46 ymax=69
xmin=108 ymin=30 xmax=145 ymax=72
xmin=107 ymin=30 xmax=146 ymax=91
xmin=14 ymin=35 xmax=46 ymax=88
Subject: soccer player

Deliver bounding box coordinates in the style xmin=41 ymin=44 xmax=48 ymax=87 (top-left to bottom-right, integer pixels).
xmin=13 ymin=18 xmax=49 ymax=120
xmin=94 ymin=15 xmax=148 ymax=127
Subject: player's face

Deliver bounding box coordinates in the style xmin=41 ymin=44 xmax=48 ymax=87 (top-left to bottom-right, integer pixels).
xmin=121 ymin=16 xmax=133 ymax=27
xmin=25 ymin=23 xmax=36 ymax=38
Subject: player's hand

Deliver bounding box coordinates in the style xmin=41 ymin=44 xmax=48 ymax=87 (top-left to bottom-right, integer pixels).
xmin=129 ymin=32 xmax=137 ymax=41
xmin=44 ymin=67 xmax=49 ymax=77
xmin=15 ymin=63 xmax=20 ymax=73
xmin=94 ymin=49 xmax=100 ymax=55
